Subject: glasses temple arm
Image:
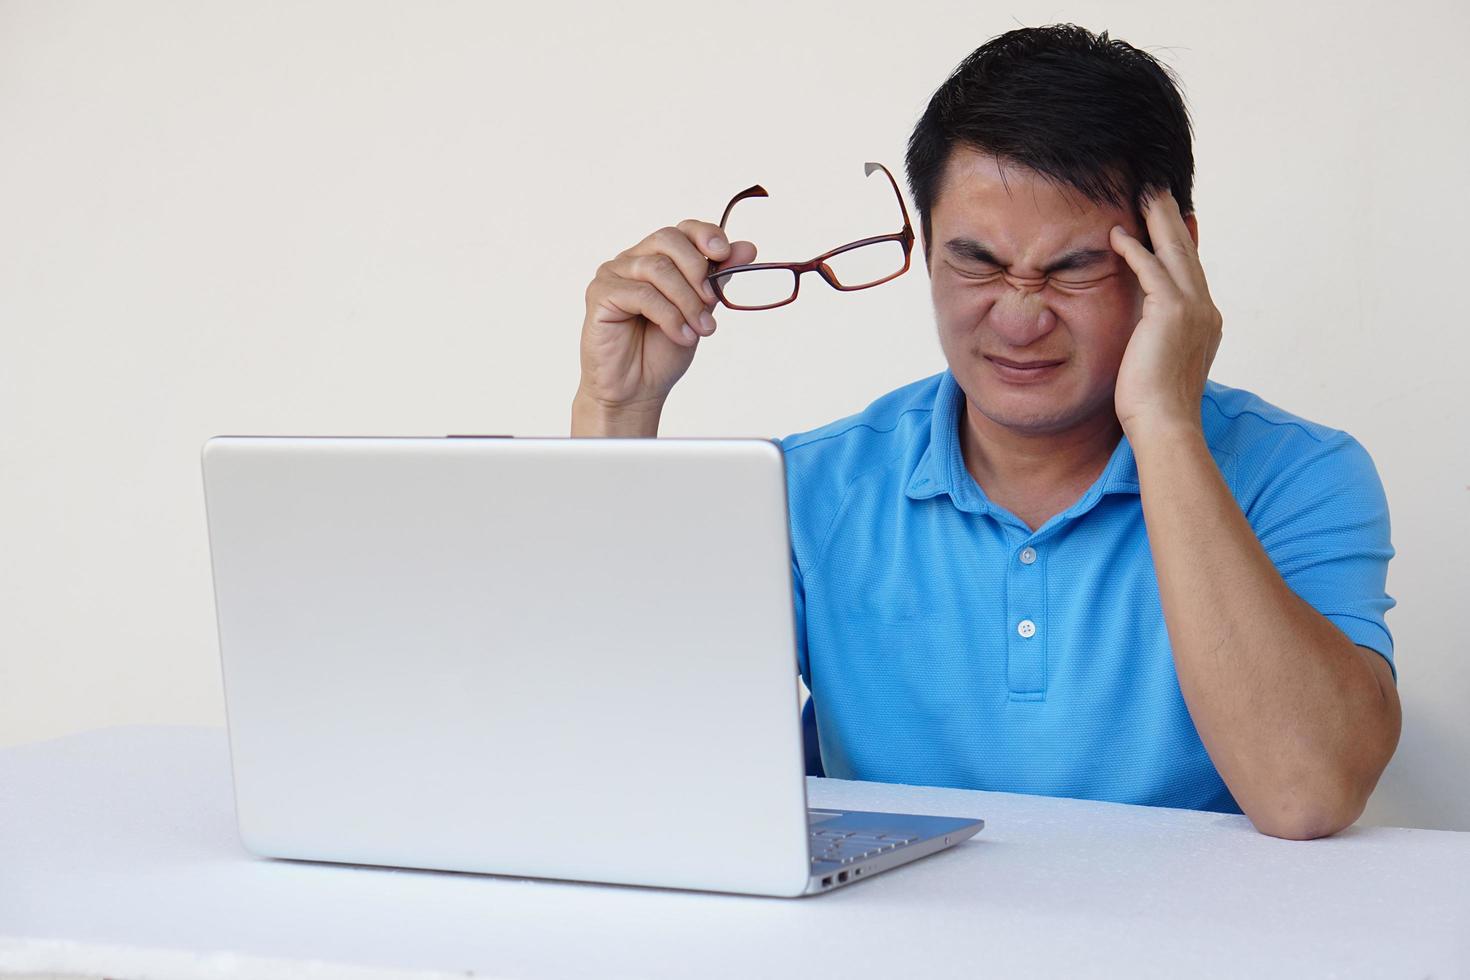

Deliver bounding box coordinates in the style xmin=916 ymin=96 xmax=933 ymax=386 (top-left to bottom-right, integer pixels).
xmin=864 ymin=162 xmax=913 ymax=240
xmin=719 ymin=184 xmax=769 ymax=230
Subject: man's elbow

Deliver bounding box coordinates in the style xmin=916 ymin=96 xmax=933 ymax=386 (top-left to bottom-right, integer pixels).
xmin=1249 ymin=798 xmax=1363 ymax=840
xmin=1245 ymin=669 xmax=1401 ymax=841
xmin=1243 ymin=774 xmax=1372 ymax=840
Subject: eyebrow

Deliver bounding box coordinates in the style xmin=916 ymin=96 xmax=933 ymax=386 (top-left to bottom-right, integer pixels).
xmin=944 ymin=237 xmax=1114 ymax=275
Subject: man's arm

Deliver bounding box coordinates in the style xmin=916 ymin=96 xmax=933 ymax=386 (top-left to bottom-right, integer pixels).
xmin=1108 ymin=190 xmax=1399 ymax=838
xmin=571 ymin=389 xmax=662 ymax=437
xmin=572 ymin=219 xmax=757 ymax=439
xmin=1130 ymin=419 xmax=1400 ymax=839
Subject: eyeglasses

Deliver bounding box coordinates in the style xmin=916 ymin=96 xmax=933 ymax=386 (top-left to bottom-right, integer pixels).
xmin=705 ymin=162 xmax=915 ymax=311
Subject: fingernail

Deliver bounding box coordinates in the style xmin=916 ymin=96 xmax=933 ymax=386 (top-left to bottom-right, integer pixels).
xmin=699 ymin=311 xmax=716 ymax=334
xmin=681 ymin=323 xmax=697 ymax=343
xmin=709 ymin=234 xmax=727 ymax=252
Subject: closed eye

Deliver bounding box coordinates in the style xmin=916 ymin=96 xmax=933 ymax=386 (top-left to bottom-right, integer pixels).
xmin=950 ymin=262 xmax=1116 ymax=290
xmin=948 ymin=261 xmax=1003 ymax=281
xmin=955 ymin=268 xmax=1003 ymax=281
xmin=1050 ymin=272 xmax=1118 ymax=290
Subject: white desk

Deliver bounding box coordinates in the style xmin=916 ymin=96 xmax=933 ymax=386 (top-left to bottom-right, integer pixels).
xmin=1 ymin=726 xmax=1466 ymax=980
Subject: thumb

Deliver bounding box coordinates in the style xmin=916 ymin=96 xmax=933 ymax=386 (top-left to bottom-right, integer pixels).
xmin=714 ymin=240 xmax=757 ymax=272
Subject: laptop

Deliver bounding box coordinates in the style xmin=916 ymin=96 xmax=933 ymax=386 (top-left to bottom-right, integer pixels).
xmin=200 ymin=435 xmax=984 ymax=897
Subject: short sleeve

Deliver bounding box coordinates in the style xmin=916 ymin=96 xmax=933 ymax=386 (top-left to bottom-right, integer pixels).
xmin=1246 ymin=430 xmax=1397 ymax=679
xmin=790 ymin=555 xmax=811 ymax=685
xmin=793 ymin=562 xmax=825 ymax=777
xmin=772 ymin=434 xmax=812 ymax=685
xmin=775 ymin=434 xmax=823 ymax=775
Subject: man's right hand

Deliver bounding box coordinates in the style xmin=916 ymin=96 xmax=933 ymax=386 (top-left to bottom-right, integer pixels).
xmin=572 ymin=220 xmax=757 ymax=436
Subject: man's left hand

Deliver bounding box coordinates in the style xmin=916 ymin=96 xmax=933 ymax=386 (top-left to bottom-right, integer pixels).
xmin=1108 ymin=189 xmax=1223 ymax=437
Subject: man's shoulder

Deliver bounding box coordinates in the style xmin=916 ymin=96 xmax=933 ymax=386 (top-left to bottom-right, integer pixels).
xmin=1203 ymin=380 xmax=1345 ymax=444
xmin=777 ymin=370 xmax=944 ymax=458
xmin=1202 ymin=380 xmax=1363 ymax=449
xmin=782 ymin=371 xmax=940 ymax=455
xmin=773 ymin=372 xmax=945 ymax=535
xmin=1201 ymin=379 xmax=1380 ymax=494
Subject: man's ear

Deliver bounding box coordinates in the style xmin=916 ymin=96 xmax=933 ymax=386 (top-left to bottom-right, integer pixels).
xmin=1184 ymin=212 xmax=1199 ymax=248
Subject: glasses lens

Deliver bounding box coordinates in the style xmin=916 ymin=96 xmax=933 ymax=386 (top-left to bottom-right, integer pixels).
xmin=713 ymin=267 xmax=799 ymax=309
xmin=822 ymin=240 xmax=907 ymax=288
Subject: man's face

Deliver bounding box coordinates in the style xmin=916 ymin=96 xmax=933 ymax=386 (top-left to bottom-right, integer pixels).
xmin=925 ymin=146 xmax=1147 ymax=437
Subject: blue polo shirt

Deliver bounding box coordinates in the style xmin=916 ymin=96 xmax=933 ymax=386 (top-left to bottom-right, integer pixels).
xmin=777 ymin=369 xmax=1396 ymax=813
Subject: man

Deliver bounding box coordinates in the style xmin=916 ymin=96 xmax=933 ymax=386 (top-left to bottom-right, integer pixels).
xmin=570 ymin=24 xmax=1399 ymax=840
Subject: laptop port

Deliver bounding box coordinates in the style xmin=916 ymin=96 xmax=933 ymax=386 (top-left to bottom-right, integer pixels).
xmin=854 ymin=867 xmax=862 ymax=875
xmin=838 ymin=871 xmax=849 ymax=883
xmin=821 ymin=876 xmax=832 ymax=887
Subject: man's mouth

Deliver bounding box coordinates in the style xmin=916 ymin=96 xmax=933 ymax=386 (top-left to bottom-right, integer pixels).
xmin=985 ymin=355 xmax=1066 ymax=383
xmin=986 ymin=356 xmax=1065 ymax=369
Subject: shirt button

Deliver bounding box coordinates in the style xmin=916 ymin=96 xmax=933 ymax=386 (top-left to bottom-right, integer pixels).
xmin=1017 ymin=619 xmax=1037 ymax=638
xmin=1019 ymin=546 xmax=1037 ymax=565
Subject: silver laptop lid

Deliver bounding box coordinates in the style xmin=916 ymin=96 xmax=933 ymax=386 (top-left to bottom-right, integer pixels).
xmin=202 ymin=436 xmax=812 ymax=896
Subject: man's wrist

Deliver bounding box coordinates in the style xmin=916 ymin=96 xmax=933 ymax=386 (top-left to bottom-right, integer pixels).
xmin=1120 ymin=406 xmax=1205 ymax=452
xmin=571 ymin=388 xmax=664 ymax=437
xmin=1126 ymin=412 xmax=1209 ymax=470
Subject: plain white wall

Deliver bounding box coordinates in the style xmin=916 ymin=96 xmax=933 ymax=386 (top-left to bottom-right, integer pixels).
xmin=2 ymin=0 xmax=1466 ymax=830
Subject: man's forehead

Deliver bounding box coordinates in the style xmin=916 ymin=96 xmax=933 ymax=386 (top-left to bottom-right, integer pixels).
xmin=937 ymin=148 xmax=1128 ymax=236
xmin=937 ymin=205 xmax=1118 ymax=258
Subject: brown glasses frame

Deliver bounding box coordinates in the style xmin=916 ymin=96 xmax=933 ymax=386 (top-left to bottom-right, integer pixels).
xmin=705 ymin=161 xmax=916 ymax=311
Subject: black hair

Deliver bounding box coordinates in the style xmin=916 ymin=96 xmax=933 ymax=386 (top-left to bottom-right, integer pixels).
xmin=905 ymin=24 xmax=1194 ymax=259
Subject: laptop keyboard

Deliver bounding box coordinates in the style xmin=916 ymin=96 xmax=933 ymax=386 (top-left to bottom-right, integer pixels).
xmin=809 ymin=828 xmax=918 ymax=866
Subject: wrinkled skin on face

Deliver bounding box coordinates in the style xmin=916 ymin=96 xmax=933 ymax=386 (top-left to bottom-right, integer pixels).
xmin=925 ymin=146 xmax=1151 ymax=441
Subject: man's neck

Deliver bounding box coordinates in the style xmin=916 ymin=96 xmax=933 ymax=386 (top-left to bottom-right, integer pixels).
xmin=959 ymin=400 xmax=1124 ymax=521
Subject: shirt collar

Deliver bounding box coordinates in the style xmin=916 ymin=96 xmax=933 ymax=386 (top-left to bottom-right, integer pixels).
xmin=905 ymin=369 xmax=1144 ymax=515
xmin=905 ymin=370 xmax=985 ymax=512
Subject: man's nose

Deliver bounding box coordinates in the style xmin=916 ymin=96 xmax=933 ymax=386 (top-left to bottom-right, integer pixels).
xmin=988 ymin=279 xmax=1056 ymax=346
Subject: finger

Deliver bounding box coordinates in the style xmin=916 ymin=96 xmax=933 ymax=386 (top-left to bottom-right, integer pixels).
xmin=596 ymin=273 xmax=700 ymax=348
xmin=669 ymin=221 xmax=758 ymax=312
xmin=1166 ymin=193 xmax=1211 ymax=296
xmin=1140 ymin=189 xmax=1203 ymax=293
xmin=611 ymin=249 xmax=718 ymax=337
xmin=676 ymin=218 xmax=735 ymax=267
xmin=1109 ymin=224 xmax=1177 ymax=299
xmin=713 ymin=240 xmax=757 ymax=272
xmin=629 ymin=223 xmax=724 ymax=305
xmin=706 ymin=241 xmax=759 ymax=308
